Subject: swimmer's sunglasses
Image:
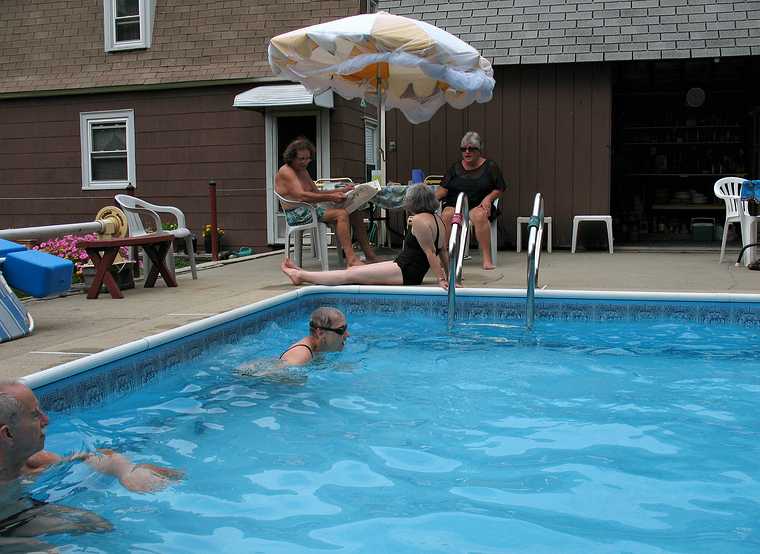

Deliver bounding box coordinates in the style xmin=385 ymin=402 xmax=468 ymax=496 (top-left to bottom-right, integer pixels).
xmin=310 ymin=321 xmax=348 ymax=335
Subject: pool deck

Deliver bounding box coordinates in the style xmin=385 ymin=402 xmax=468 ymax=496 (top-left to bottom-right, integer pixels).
xmin=4 ymin=247 xmax=760 ymax=380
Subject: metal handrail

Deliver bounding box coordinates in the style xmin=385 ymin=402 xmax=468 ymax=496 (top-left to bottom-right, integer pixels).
xmin=447 ymin=193 xmax=469 ymax=330
xmin=526 ymin=193 xmax=545 ymax=330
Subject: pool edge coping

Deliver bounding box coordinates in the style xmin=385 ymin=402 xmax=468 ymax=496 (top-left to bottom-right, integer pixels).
xmin=22 ymin=285 xmax=760 ymax=390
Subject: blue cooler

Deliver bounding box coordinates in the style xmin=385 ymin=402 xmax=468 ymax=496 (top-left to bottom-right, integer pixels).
xmin=3 ymin=250 xmax=74 ymax=298
xmin=0 ymin=239 xmax=26 ymax=258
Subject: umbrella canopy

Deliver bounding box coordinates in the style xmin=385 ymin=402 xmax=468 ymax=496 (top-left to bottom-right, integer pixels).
xmin=268 ymin=12 xmax=495 ymax=125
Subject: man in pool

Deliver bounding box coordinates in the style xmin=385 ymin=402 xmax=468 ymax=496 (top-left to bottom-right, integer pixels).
xmin=280 ymin=307 xmax=350 ymax=366
xmin=0 ymin=381 xmax=182 ymax=540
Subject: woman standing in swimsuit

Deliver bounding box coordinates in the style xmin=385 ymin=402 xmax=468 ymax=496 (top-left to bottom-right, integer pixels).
xmin=281 ymin=184 xmax=450 ymax=290
xmin=280 ymin=307 xmax=350 ymax=366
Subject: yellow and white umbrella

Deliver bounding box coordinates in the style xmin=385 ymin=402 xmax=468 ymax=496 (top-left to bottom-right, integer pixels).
xmin=269 ymin=12 xmax=495 ymax=174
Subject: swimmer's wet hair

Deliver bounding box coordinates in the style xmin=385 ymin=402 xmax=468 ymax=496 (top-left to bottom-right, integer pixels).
xmin=309 ymin=307 xmax=345 ymax=334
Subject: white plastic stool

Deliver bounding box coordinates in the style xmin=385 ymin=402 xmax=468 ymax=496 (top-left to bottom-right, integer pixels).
xmin=571 ymin=215 xmax=613 ymax=253
xmin=516 ymin=216 xmax=552 ymax=253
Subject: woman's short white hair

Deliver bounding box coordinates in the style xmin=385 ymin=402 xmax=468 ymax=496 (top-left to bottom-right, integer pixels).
xmin=404 ymin=183 xmax=440 ymax=214
xmin=460 ymin=131 xmax=482 ymax=150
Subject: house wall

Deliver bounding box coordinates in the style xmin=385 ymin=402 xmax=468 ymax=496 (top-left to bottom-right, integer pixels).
xmin=385 ymin=62 xmax=612 ymax=248
xmin=330 ymin=96 xmax=368 ymax=183
xmin=0 ymin=0 xmax=364 ymax=95
xmin=0 ymin=84 xmax=272 ymax=249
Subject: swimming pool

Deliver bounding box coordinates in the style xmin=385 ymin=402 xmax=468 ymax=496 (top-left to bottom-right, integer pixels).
xmin=27 ymin=288 xmax=760 ymax=552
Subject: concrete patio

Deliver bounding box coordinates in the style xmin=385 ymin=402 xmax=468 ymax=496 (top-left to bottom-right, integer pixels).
xmin=3 ymin=247 xmax=759 ymax=380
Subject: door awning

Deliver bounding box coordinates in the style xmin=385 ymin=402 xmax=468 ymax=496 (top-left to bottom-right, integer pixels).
xmin=233 ymin=84 xmax=333 ymax=109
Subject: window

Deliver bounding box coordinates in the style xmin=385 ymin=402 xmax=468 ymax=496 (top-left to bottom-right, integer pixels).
xmin=104 ymin=0 xmax=152 ymax=51
xmin=80 ymin=110 xmax=136 ymax=190
xmin=364 ymin=119 xmax=378 ymax=181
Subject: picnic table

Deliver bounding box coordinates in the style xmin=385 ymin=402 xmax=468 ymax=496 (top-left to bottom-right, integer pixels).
xmin=78 ymin=234 xmax=177 ymax=299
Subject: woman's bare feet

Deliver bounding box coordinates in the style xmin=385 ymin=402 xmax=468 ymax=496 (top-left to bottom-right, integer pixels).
xmin=364 ymin=255 xmax=384 ymax=264
xmin=347 ymin=257 xmax=365 ymax=267
xmin=281 ymin=258 xmax=304 ymax=285
xmin=482 ymin=262 xmax=496 ymax=270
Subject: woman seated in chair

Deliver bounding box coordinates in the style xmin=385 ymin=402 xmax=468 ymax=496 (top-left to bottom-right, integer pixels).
xmin=282 ymin=184 xmax=450 ymax=289
xmin=436 ymin=131 xmax=506 ymax=270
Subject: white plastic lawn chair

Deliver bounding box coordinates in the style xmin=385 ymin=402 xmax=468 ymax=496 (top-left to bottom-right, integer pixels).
xmin=274 ymin=191 xmax=331 ymax=270
xmin=714 ymin=177 xmax=749 ymax=263
xmin=114 ymin=194 xmax=198 ymax=279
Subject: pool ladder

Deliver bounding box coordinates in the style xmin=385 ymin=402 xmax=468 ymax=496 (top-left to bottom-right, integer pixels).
xmin=526 ymin=193 xmax=545 ymax=330
xmin=447 ymin=193 xmax=469 ymax=330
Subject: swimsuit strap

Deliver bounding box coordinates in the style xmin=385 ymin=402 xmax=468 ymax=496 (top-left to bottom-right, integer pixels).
xmin=279 ymin=343 xmax=314 ymax=360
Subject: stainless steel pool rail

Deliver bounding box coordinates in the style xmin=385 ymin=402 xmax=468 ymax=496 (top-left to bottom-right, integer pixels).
xmin=526 ymin=193 xmax=545 ymax=330
xmin=447 ymin=193 xmax=469 ymax=330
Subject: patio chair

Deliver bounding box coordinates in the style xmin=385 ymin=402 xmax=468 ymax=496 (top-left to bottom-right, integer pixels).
xmin=714 ymin=177 xmax=748 ymax=263
xmin=114 ymin=194 xmax=198 ymax=279
xmin=274 ymin=191 xmax=331 ymax=270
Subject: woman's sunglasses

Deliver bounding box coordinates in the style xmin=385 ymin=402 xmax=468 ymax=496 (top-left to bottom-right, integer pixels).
xmin=310 ymin=322 xmax=348 ymax=335
xmin=460 ymin=146 xmax=480 ymax=152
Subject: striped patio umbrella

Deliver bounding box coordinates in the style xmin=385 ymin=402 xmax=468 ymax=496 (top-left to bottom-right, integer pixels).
xmin=268 ymin=11 xmax=495 ymax=175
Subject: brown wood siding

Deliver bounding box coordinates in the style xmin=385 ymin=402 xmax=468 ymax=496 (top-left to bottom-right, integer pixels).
xmin=385 ymin=63 xmax=612 ymax=248
xmin=329 ymin=96 xmax=368 ymax=183
xmin=0 ymin=0 xmax=364 ymax=95
xmin=0 ymin=84 xmax=270 ymax=249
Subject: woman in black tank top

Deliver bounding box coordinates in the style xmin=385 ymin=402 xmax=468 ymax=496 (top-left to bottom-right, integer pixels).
xmin=279 ymin=307 xmax=348 ymax=366
xmin=435 ymin=131 xmax=506 ymax=270
xmin=282 ymin=184 xmax=450 ymax=289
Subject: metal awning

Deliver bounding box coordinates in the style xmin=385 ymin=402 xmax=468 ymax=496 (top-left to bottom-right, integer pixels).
xmin=233 ymin=84 xmax=333 ymax=109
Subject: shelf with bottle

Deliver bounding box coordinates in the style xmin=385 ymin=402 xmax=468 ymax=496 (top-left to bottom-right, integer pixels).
xmin=622 ymin=127 xmax=744 ymax=144
xmin=625 ymin=141 xmax=743 ymax=145
xmin=618 ymin=144 xmax=747 ymax=175
xmin=623 ymin=125 xmax=742 ymax=130
xmin=650 ymin=204 xmax=724 ymax=211
xmin=624 ymin=173 xmax=748 ymax=177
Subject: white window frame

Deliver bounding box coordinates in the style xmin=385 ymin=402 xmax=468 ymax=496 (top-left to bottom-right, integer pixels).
xmin=103 ymin=0 xmax=152 ymax=52
xmin=80 ymin=109 xmax=136 ymax=191
xmin=365 ymin=117 xmax=378 ymax=168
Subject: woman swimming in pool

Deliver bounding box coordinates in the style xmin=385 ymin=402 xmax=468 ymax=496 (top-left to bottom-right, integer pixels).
xmin=279 ymin=307 xmax=349 ymax=366
xmin=282 ymin=183 xmax=450 ymax=289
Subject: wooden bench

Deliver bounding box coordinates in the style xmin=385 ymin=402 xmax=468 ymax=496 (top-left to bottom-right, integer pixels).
xmin=77 ymin=234 xmax=177 ymax=299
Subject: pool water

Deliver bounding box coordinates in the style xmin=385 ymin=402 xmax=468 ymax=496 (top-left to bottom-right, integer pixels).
xmin=39 ymin=307 xmax=760 ymax=553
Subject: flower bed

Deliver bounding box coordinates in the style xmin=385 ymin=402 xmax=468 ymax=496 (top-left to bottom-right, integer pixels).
xmin=33 ymin=234 xmax=128 ymax=283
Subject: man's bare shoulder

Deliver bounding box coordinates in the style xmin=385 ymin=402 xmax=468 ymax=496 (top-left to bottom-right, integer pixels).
xmin=23 ymin=451 xmax=62 ymax=474
xmin=277 ymin=163 xmax=297 ymax=179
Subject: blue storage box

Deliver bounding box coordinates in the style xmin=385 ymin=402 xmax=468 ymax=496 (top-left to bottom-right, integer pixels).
xmin=0 ymin=239 xmax=26 ymax=258
xmin=3 ymin=250 xmax=74 ymax=298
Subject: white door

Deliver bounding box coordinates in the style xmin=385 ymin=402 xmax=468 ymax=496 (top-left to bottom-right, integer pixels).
xmin=265 ymin=110 xmax=330 ymax=244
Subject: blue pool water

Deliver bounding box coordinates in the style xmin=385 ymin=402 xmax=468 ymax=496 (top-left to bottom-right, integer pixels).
xmin=36 ymin=300 xmax=760 ymax=553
